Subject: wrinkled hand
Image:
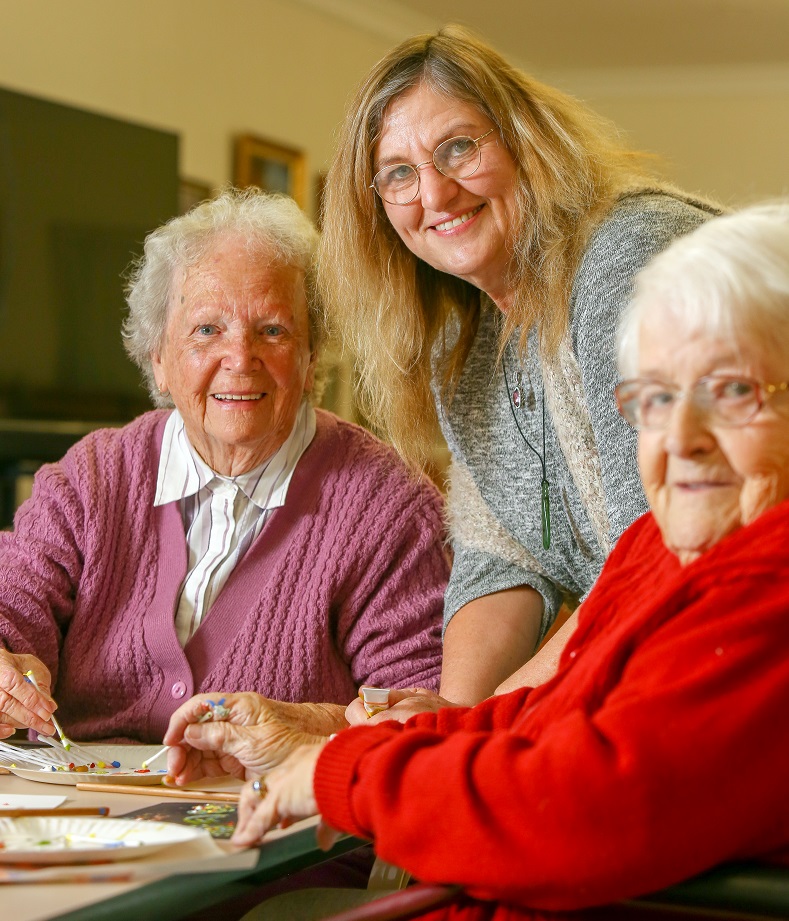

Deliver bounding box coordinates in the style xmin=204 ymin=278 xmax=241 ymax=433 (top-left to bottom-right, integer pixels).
xmin=0 ymin=650 xmax=55 ymax=739
xmin=345 ymin=687 xmax=459 ymax=726
xmin=163 ymin=692 xmax=345 ymax=785
xmin=232 ymin=742 xmax=340 ymax=850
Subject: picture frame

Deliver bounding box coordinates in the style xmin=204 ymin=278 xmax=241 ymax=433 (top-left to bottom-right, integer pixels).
xmin=233 ymin=134 xmax=306 ymax=208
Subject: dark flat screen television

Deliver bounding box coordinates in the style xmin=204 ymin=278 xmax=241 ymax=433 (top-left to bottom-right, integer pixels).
xmin=0 ymin=86 xmax=179 ymax=423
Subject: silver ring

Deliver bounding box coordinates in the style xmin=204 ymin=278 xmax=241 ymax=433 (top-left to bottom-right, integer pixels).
xmin=252 ymin=778 xmax=267 ymax=798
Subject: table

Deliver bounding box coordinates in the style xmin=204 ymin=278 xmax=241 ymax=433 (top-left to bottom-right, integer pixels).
xmin=1 ymin=771 xmax=363 ymax=921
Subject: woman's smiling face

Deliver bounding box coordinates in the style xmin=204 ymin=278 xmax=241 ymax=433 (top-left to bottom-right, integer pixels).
xmin=151 ymin=234 xmax=315 ymax=476
xmin=636 ymin=311 xmax=789 ymax=565
xmin=374 ymin=83 xmax=519 ymax=310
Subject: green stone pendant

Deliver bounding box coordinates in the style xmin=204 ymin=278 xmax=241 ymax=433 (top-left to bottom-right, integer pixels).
xmin=541 ymin=477 xmax=551 ymax=550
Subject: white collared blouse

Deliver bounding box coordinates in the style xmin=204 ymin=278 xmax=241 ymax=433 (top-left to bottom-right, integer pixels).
xmin=154 ymin=401 xmax=316 ymax=645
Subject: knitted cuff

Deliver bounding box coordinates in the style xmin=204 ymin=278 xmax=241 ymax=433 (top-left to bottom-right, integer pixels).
xmin=314 ymin=722 xmax=402 ymax=840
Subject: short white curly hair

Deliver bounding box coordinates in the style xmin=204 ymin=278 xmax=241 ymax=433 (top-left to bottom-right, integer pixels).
xmin=123 ymin=187 xmax=322 ymax=407
xmin=618 ymin=200 xmax=789 ymax=378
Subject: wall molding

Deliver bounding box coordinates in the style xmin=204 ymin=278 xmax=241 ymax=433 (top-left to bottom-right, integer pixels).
xmin=293 ymin=0 xmax=789 ymax=100
xmin=548 ymin=64 xmax=789 ymax=99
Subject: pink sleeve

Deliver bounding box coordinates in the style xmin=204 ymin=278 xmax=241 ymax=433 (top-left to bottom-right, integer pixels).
xmin=335 ymin=472 xmax=449 ymax=692
xmin=0 ymin=458 xmax=86 ymax=682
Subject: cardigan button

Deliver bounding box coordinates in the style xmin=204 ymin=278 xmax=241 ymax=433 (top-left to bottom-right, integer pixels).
xmin=171 ymin=681 xmax=187 ymax=699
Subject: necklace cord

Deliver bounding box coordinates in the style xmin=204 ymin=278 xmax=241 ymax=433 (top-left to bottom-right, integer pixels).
xmin=503 ymin=357 xmax=551 ymax=550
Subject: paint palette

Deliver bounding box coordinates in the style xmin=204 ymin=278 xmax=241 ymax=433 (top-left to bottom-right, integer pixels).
xmin=0 ymin=816 xmax=203 ymax=864
xmin=6 ymin=745 xmax=167 ymax=787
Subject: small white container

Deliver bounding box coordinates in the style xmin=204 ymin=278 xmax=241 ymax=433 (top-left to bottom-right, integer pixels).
xmin=359 ymin=686 xmax=390 ymax=717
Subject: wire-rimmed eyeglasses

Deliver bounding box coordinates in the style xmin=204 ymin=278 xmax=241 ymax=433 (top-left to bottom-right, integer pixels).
xmin=370 ymin=129 xmax=496 ymax=205
xmin=615 ymin=375 xmax=789 ymax=430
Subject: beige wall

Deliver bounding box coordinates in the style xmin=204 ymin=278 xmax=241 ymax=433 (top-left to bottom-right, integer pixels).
xmin=0 ymin=0 xmax=393 ymax=220
xmin=562 ymin=67 xmax=789 ymax=206
xmin=1 ymin=1 xmax=787 ymax=213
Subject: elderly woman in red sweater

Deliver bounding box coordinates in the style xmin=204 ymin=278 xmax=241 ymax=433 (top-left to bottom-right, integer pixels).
xmin=168 ymin=201 xmax=789 ymax=920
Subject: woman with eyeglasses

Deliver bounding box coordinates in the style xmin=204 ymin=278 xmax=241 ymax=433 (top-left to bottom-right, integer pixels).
xmin=318 ymin=25 xmax=720 ymax=715
xmin=186 ymin=201 xmax=789 ymax=921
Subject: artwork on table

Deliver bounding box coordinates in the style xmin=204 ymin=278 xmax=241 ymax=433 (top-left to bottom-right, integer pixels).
xmin=233 ymin=134 xmax=306 ymax=208
xmin=121 ymin=801 xmax=237 ymax=839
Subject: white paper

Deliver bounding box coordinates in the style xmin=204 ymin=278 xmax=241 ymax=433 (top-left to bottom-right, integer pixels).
xmin=0 ymin=793 xmax=67 ymax=809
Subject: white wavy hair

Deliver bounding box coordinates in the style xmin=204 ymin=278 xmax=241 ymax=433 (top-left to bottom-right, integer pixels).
xmin=123 ymin=187 xmax=322 ymax=407
xmin=617 ymin=201 xmax=789 ymax=378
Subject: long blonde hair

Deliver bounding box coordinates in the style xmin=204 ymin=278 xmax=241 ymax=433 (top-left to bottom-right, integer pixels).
xmin=319 ymin=24 xmax=655 ymax=466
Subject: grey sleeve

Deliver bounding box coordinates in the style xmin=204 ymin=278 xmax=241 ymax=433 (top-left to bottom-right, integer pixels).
xmin=443 ymin=543 xmax=560 ymax=639
xmin=572 ymin=196 xmax=713 ymax=544
xmin=441 ymin=455 xmax=561 ymax=639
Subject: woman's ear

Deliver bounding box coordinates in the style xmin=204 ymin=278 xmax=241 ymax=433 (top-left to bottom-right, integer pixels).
xmin=151 ymin=351 xmax=168 ymax=396
xmin=303 ymin=351 xmax=318 ymax=394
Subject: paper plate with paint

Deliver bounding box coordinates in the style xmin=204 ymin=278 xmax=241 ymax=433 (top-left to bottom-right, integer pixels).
xmin=5 ymin=744 xmax=167 ymax=786
xmin=0 ymin=816 xmax=203 ymax=864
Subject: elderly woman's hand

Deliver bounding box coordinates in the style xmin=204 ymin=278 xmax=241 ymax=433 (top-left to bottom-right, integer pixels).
xmin=232 ymin=741 xmax=340 ymax=850
xmin=0 ymin=650 xmax=56 ymax=739
xmin=163 ymin=692 xmax=347 ymax=784
xmin=345 ymin=687 xmax=459 ymax=726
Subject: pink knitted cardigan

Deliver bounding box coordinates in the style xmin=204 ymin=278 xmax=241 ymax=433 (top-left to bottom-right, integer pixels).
xmin=0 ymin=409 xmax=448 ymax=742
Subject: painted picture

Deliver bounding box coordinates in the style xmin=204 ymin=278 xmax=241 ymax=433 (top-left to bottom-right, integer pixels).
xmin=233 ymin=134 xmax=306 ymax=208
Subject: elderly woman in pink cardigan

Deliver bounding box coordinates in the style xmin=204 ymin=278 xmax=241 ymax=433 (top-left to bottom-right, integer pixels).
xmin=0 ymin=188 xmax=447 ymax=746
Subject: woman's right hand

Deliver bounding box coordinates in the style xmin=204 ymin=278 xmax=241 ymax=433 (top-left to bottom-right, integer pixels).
xmin=163 ymin=692 xmax=343 ymax=785
xmin=345 ymin=687 xmax=459 ymax=726
xmin=0 ymin=650 xmax=56 ymax=739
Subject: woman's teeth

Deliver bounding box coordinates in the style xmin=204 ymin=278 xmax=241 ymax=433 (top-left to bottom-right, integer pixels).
xmin=435 ymin=205 xmax=483 ymax=232
xmin=213 ymin=393 xmax=262 ymax=401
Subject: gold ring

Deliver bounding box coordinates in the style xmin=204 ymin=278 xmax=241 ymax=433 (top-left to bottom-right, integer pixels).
xmin=251 ymin=778 xmax=267 ymax=798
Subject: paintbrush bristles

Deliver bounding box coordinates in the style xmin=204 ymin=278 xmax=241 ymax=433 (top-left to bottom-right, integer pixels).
xmin=0 ymin=740 xmax=73 ymax=769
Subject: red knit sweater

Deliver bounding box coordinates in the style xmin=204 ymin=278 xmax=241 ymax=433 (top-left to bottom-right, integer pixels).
xmin=315 ymin=500 xmax=789 ymax=920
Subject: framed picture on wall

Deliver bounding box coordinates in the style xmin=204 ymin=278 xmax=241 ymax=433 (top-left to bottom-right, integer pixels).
xmin=233 ymin=134 xmax=306 ymax=208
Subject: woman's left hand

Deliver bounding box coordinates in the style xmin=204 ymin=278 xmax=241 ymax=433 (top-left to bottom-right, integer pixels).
xmin=163 ymin=692 xmax=344 ymax=784
xmin=232 ymin=741 xmax=340 ymax=850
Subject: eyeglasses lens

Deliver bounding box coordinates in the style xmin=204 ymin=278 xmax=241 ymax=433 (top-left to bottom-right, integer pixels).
xmin=373 ymin=165 xmax=420 ymax=205
xmin=433 ymin=136 xmax=482 ymax=179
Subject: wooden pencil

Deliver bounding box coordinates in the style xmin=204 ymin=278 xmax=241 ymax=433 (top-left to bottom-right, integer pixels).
xmin=75 ymin=782 xmax=240 ymax=803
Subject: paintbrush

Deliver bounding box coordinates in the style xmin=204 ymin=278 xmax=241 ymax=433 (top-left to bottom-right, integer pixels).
xmin=76 ymin=782 xmax=240 ymax=803
xmin=22 ymin=673 xmax=121 ymax=768
xmin=139 ymin=744 xmax=169 ymax=770
xmin=0 ymin=807 xmax=110 ymax=818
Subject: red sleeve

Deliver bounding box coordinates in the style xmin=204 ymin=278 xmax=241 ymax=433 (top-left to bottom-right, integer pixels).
xmin=315 ymin=573 xmax=789 ymax=911
xmin=315 ymin=687 xmax=532 ymax=832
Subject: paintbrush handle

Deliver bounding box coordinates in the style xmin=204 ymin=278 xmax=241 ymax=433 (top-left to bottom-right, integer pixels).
xmin=75 ymin=782 xmax=240 ymax=803
xmin=140 ymin=744 xmax=169 ymax=769
xmin=0 ymin=807 xmax=110 ymax=818
xmin=23 ymin=671 xmax=69 ymax=745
